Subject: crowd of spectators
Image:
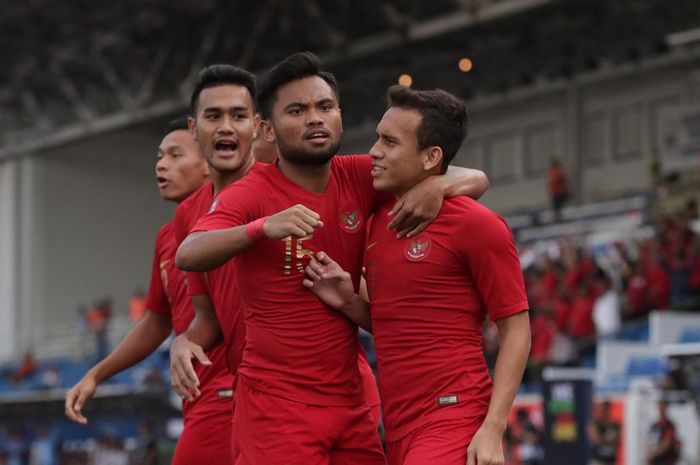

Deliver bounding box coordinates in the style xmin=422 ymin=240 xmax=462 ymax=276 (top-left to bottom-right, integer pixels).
xmin=485 ymin=199 xmax=700 ymax=383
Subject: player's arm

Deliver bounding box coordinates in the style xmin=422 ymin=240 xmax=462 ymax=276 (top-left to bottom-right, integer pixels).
xmin=468 ymin=312 xmax=531 ymax=465
xmin=176 ymin=204 xmax=323 ymax=272
xmin=389 ymin=166 xmax=489 ymax=238
xmin=303 ymin=252 xmax=373 ymax=332
xmin=169 ymin=294 xmax=222 ymax=401
xmin=65 ymin=310 xmax=172 ymax=424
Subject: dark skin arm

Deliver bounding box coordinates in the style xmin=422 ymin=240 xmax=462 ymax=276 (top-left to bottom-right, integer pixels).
xmin=65 ymin=310 xmax=172 ymax=424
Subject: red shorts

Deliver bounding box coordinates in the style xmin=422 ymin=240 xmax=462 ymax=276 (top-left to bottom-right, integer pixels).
xmin=172 ymin=389 xmax=234 ymax=465
xmin=385 ymin=416 xmax=483 ymax=465
xmin=233 ymin=377 xmax=386 ymax=465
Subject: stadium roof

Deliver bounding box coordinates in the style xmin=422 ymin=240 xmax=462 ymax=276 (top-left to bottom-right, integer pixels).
xmin=3 ymin=0 xmax=700 ymax=159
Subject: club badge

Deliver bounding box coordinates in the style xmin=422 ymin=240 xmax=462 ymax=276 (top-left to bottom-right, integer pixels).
xmin=339 ymin=208 xmax=362 ymax=233
xmin=404 ymin=235 xmax=432 ymax=261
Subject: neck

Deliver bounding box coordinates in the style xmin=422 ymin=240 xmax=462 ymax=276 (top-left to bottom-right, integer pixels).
xmin=391 ymin=173 xmax=432 ymax=200
xmin=277 ymin=157 xmax=332 ymax=194
xmin=211 ymin=157 xmax=255 ymax=196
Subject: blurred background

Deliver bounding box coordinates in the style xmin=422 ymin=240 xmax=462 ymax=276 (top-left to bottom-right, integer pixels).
xmin=1 ymin=0 xmax=700 ymax=464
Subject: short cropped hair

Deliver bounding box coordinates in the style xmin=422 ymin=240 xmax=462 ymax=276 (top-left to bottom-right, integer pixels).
xmin=164 ymin=115 xmax=190 ymax=136
xmin=190 ymin=64 xmax=257 ymax=114
xmin=257 ymin=51 xmax=339 ymax=119
xmin=386 ymin=85 xmax=468 ymax=173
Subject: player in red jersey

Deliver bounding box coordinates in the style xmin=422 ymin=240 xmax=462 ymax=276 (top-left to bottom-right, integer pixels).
xmin=167 ymin=65 xmax=383 ymax=430
xmin=64 ymin=117 xmax=235 ymax=465
xmin=176 ymin=52 xmax=489 ymax=465
xmin=304 ymin=86 xmax=531 ymax=465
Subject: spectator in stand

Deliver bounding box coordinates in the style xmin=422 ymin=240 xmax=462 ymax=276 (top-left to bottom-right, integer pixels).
xmin=547 ymin=158 xmax=568 ymax=221
xmin=130 ymin=419 xmax=159 ymax=465
xmin=625 ymin=262 xmax=650 ymax=317
xmin=38 ymin=365 xmax=61 ymax=390
xmin=592 ymin=273 xmax=621 ymax=339
xmin=3 ymin=426 xmax=27 ymax=465
xmin=646 ymin=400 xmax=681 ymax=465
xmin=128 ymin=289 xmax=147 ymax=323
xmin=588 ymin=400 xmax=620 ymax=465
xmin=29 ymin=424 xmax=58 ymax=465
xmin=74 ymin=305 xmax=90 ymax=360
xmin=9 ymin=352 xmax=38 ymax=385
xmin=88 ymin=298 xmax=113 ymax=361
xmin=552 ymin=286 xmax=573 ymax=333
xmin=568 ymin=282 xmax=596 ymax=339
xmin=511 ymin=408 xmax=544 ymax=465
xmin=528 ymin=310 xmax=556 ymax=382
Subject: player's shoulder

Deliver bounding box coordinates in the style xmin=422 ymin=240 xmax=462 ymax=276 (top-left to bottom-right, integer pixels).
xmin=444 ymin=197 xmax=510 ymax=231
xmin=216 ymin=162 xmax=273 ymax=199
xmin=155 ymin=221 xmax=176 ymax=247
xmin=177 ymin=182 xmax=213 ymax=217
xmin=332 ymin=154 xmax=372 ymax=172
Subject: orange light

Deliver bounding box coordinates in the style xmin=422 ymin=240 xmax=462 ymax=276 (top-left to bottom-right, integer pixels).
xmin=398 ymin=74 xmax=413 ymax=87
xmin=458 ymin=58 xmax=473 ymax=72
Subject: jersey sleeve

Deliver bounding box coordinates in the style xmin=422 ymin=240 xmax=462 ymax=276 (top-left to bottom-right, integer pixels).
xmin=337 ymin=155 xmax=387 ymax=212
xmin=145 ymin=230 xmax=171 ymax=315
xmin=192 ymin=180 xmax=262 ymax=232
xmin=186 ymin=272 xmax=209 ymax=297
xmin=456 ymin=204 xmax=528 ymax=321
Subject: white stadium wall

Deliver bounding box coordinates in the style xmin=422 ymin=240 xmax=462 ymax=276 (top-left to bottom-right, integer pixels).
xmin=343 ymin=57 xmax=699 ymax=216
xmin=4 ymin=127 xmax=173 ymax=361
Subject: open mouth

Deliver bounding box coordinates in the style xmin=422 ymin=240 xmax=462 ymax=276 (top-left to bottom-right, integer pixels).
xmin=157 ymin=176 xmax=169 ymax=187
xmin=371 ymin=165 xmax=385 ymax=176
xmin=215 ymin=140 xmax=239 ymax=153
xmin=305 ymin=130 xmax=330 ymax=143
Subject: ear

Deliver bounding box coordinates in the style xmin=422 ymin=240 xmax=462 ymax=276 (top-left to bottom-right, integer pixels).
xmin=253 ymin=114 xmax=261 ymax=139
xmin=423 ymin=146 xmax=443 ymax=172
xmin=260 ymin=119 xmax=276 ymax=143
xmin=187 ymin=116 xmax=198 ymax=141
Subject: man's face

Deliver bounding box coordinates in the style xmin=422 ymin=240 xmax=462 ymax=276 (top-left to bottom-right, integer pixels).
xmin=268 ymin=76 xmax=342 ymax=165
xmin=369 ymin=107 xmax=430 ymax=195
xmin=191 ymin=84 xmax=257 ymax=174
xmin=155 ymin=130 xmax=209 ymax=202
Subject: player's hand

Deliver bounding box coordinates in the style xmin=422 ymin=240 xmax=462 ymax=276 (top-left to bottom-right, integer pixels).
xmin=65 ymin=375 xmax=98 ymax=424
xmin=303 ymin=251 xmax=355 ymax=311
xmin=466 ymin=423 xmax=505 ymax=465
xmin=169 ymin=334 xmax=211 ymax=401
xmin=263 ymin=204 xmax=323 ymax=239
xmin=389 ymin=176 xmax=442 ymax=238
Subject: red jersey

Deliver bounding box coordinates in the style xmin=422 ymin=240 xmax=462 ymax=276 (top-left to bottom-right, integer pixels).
xmin=365 ymin=197 xmax=528 ymax=441
xmin=173 ymin=168 xmax=265 ymax=373
xmin=145 ymin=222 xmax=233 ymax=414
xmin=193 ymin=155 xmax=379 ymax=406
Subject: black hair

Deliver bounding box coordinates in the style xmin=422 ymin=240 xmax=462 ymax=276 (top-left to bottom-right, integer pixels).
xmin=256 ymin=51 xmax=339 ymax=119
xmin=164 ymin=115 xmax=190 ymax=136
xmin=386 ymin=85 xmax=468 ymax=173
xmin=190 ymin=64 xmax=257 ymax=114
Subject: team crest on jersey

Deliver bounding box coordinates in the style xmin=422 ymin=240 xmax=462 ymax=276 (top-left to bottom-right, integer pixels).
xmin=404 ymin=235 xmax=432 ymax=261
xmin=208 ymin=198 xmax=219 ymax=213
xmin=339 ymin=208 xmax=362 ymax=233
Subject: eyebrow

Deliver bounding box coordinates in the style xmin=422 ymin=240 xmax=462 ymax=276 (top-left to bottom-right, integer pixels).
xmin=378 ymin=132 xmax=399 ymax=144
xmin=202 ymin=105 xmax=250 ymax=113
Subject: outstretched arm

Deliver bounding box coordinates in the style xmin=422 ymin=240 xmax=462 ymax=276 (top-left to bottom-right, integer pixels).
xmin=65 ymin=310 xmax=172 ymax=424
xmin=303 ymin=252 xmax=373 ymax=332
xmin=390 ymin=167 xmax=489 ymax=238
